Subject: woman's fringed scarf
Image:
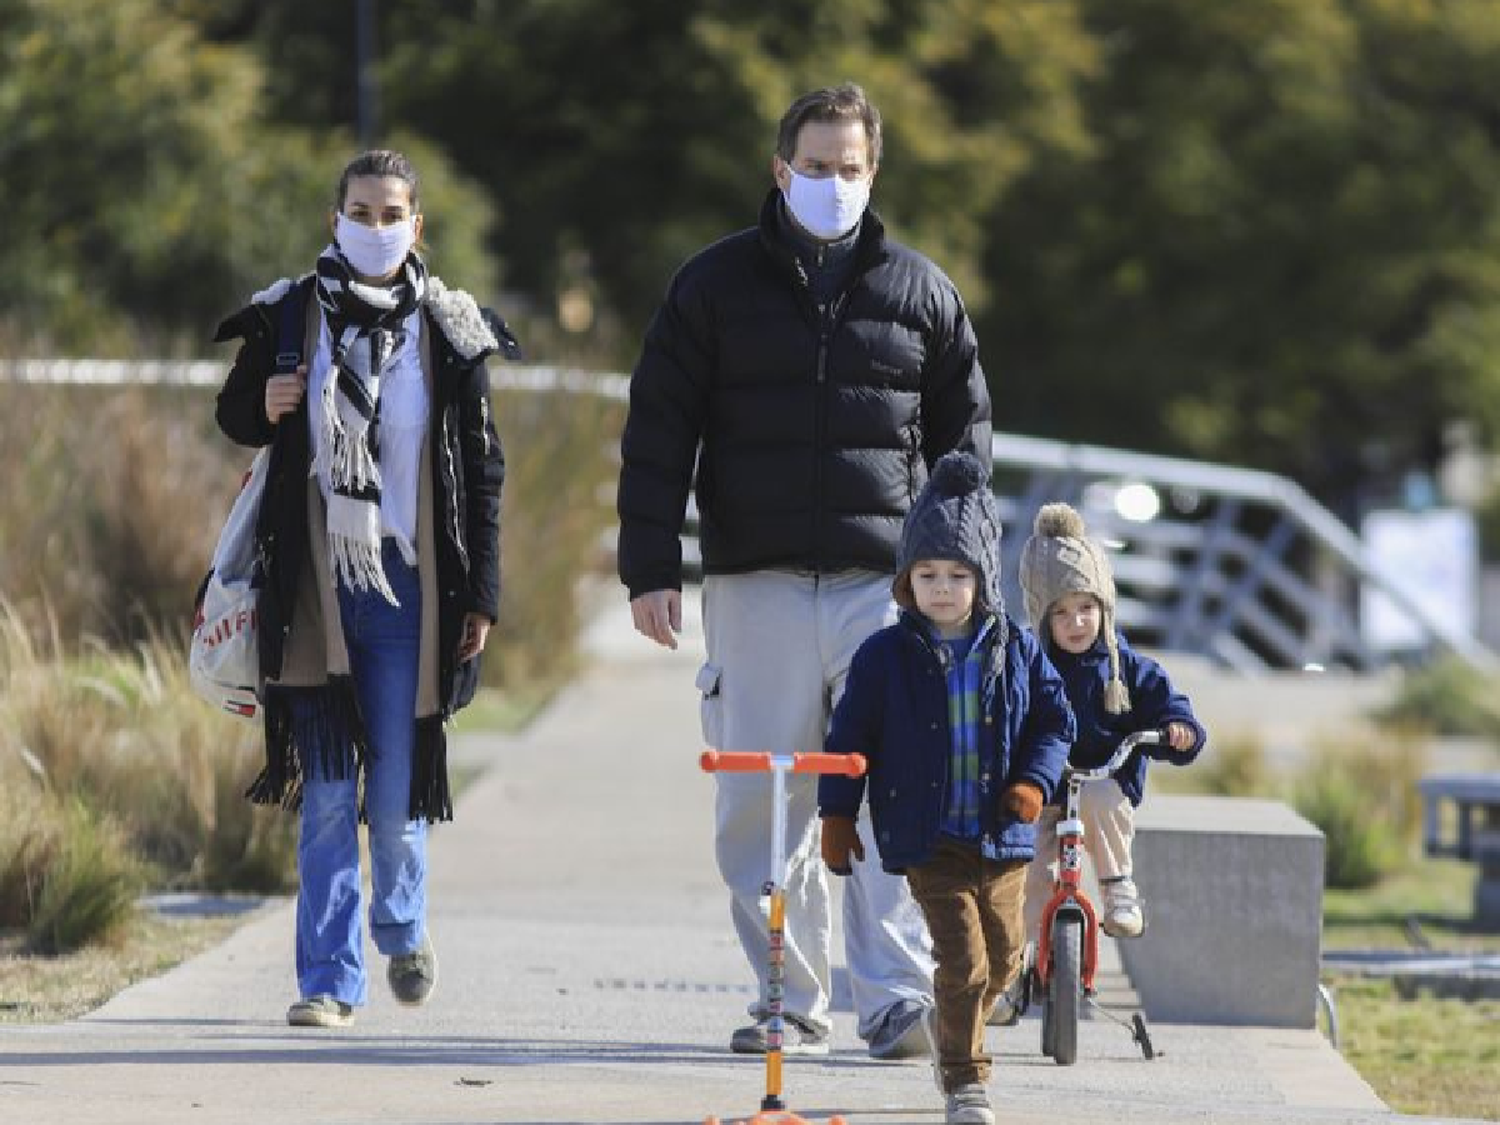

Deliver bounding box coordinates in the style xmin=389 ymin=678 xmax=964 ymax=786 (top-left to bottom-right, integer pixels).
xmin=312 ymin=244 xmax=428 ymax=603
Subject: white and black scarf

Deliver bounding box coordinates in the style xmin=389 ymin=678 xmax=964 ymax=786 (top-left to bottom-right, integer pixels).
xmin=312 ymin=244 xmax=428 ymax=603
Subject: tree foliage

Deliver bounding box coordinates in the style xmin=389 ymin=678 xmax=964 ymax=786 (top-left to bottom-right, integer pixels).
xmin=5 ymin=0 xmax=1500 ymax=509
xmin=983 ymin=0 xmax=1500 ymax=502
xmin=0 ymin=0 xmax=494 ymax=352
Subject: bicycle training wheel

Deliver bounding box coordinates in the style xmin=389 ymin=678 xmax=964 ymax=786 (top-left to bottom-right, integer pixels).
xmin=1047 ymin=917 xmax=1082 ymax=1065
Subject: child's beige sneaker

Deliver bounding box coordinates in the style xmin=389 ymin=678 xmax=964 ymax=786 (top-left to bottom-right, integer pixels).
xmin=1101 ymin=877 xmax=1145 ymax=938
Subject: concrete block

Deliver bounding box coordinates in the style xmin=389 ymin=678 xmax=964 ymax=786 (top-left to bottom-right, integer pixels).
xmin=1116 ymin=795 xmax=1324 ymax=1028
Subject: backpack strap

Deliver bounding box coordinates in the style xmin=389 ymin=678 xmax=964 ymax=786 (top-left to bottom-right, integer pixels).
xmin=272 ymin=277 xmax=314 ymax=375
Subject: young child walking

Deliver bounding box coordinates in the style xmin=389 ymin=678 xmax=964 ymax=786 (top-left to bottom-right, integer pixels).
xmin=819 ymin=451 xmax=1074 ymax=1125
xmin=1018 ymin=503 xmax=1206 ymax=942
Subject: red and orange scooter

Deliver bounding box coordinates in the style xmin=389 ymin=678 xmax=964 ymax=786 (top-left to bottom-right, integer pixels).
xmin=699 ymin=749 xmax=867 ymax=1125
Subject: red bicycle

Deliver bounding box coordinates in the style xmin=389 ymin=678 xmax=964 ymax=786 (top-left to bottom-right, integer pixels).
xmin=1033 ymin=729 xmax=1164 ymax=1065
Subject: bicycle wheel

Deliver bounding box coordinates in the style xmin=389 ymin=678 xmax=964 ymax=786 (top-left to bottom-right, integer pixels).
xmin=1048 ymin=917 xmax=1082 ymax=1065
xmin=1040 ymin=985 xmax=1055 ymax=1058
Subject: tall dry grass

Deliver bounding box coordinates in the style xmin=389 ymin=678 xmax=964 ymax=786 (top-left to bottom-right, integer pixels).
xmin=0 ymin=384 xmax=241 ymax=649
xmin=0 ymin=382 xmax=623 ymax=690
xmin=0 ymin=604 xmax=295 ymax=941
xmin=0 ymin=377 xmax=623 ymax=948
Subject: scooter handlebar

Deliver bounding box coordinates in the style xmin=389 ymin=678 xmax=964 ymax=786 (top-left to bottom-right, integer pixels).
xmin=699 ymin=750 xmax=868 ymax=778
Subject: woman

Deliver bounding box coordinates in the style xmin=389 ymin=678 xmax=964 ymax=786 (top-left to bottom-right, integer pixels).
xmin=213 ymin=149 xmax=511 ymax=1028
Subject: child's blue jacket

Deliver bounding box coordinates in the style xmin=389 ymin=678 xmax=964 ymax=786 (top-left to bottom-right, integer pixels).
xmin=818 ymin=612 xmax=1074 ymax=872
xmin=1048 ymin=631 xmax=1207 ymax=807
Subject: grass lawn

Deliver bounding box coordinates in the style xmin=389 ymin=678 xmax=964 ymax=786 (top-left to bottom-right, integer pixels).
xmin=1323 ymin=858 xmax=1500 ymax=1120
xmin=0 ymin=912 xmax=249 ymax=1023
xmin=1329 ymin=976 xmax=1500 ymax=1119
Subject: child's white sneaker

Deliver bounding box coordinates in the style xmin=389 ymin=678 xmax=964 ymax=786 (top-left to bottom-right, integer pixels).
xmin=945 ymin=1082 xmax=995 ymax=1125
xmin=1101 ymin=877 xmax=1145 ymax=938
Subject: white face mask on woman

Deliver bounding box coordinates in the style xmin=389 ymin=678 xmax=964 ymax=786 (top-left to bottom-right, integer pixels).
xmin=783 ymin=169 xmax=870 ymax=241
xmin=335 ymin=213 xmax=416 ymax=278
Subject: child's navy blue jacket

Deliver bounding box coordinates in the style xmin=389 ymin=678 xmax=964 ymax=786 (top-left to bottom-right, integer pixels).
xmin=819 ymin=612 xmax=1074 ymax=873
xmin=1047 ymin=631 xmax=1206 ymax=807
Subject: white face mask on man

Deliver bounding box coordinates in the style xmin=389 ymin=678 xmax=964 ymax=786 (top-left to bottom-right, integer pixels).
xmin=335 ymin=213 xmax=416 ymax=278
xmin=783 ymin=169 xmax=870 ymax=241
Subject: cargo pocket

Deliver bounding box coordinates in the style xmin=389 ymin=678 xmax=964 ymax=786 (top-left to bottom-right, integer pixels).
xmin=696 ymin=661 xmax=723 ymax=746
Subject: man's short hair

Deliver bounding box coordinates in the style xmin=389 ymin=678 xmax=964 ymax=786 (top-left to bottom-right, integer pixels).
xmin=776 ymin=83 xmax=883 ymax=168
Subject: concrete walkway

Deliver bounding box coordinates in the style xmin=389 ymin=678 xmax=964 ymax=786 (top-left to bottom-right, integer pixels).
xmin=0 ymin=596 xmax=1485 ymax=1124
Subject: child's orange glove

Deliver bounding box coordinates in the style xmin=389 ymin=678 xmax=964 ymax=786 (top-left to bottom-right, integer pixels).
xmin=820 ymin=815 xmax=864 ymax=876
xmin=1001 ymin=781 xmax=1044 ymax=824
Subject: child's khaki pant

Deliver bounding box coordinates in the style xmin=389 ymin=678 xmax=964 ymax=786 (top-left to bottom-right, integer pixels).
xmin=905 ymin=838 xmax=1027 ymax=1090
xmin=1023 ymin=779 xmax=1135 ymax=942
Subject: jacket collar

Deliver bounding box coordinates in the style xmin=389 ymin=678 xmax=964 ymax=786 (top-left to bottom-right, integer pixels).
xmin=756 ymin=188 xmax=888 ymax=282
xmin=898 ymin=609 xmax=1007 ymax=671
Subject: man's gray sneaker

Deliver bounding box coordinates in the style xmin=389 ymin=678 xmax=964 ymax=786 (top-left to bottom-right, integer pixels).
xmin=287 ymin=995 xmax=354 ymax=1028
xmin=988 ymin=939 xmax=1035 ymax=1025
xmin=729 ymin=1017 xmax=830 ymax=1056
xmin=867 ymin=998 xmax=933 ymax=1060
xmin=387 ymin=933 xmax=438 ymax=1006
xmin=922 ymin=1003 xmax=943 ymax=1093
xmin=945 ymin=1082 xmax=996 ymax=1125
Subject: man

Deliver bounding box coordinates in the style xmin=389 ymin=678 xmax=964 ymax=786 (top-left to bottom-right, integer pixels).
xmin=617 ymin=82 xmax=992 ymax=1059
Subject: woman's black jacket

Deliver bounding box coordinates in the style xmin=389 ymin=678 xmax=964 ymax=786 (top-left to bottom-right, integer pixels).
xmin=212 ymin=275 xmax=507 ymax=717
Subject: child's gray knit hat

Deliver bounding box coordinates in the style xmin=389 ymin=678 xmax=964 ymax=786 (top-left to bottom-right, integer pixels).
xmin=1019 ymin=503 xmax=1131 ymax=714
xmin=893 ymin=451 xmax=1003 ymax=616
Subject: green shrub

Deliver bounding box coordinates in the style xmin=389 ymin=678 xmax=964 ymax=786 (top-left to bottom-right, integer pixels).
xmin=26 ymin=799 xmax=142 ymax=955
xmin=1291 ymin=729 xmax=1430 ymax=889
xmin=1377 ymin=657 xmax=1500 ymax=739
xmin=1294 ymin=766 xmax=1397 ymax=888
xmin=1189 ymin=732 xmax=1269 ymax=797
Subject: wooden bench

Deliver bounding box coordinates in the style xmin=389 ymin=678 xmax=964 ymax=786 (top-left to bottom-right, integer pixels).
xmin=1418 ymin=773 xmax=1500 ymax=928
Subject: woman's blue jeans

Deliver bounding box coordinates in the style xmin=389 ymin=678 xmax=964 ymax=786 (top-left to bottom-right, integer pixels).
xmin=295 ymin=542 xmax=426 ymax=1005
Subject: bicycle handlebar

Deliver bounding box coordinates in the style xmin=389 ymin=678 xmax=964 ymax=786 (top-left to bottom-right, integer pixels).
xmin=699 ymin=750 xmax=868 ymax=778
xmin=1065 ymin=728 xmax=1169 ymax=783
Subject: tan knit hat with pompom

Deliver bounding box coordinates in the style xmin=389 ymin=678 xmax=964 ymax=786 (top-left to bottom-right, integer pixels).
xmin=1019 ymin=503 xmax=1130 ymax=714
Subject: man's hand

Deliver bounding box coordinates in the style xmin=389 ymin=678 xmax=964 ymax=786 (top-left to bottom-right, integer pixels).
xmin=820 ymin=815 xmax=864 ymax=876
xmin=630 ymin=589 xmax=681 ymax=650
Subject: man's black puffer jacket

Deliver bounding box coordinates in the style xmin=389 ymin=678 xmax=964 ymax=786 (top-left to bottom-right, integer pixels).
xmin=617 ymin=190 xmax=992 ymax=598
xmin=213 ymin=274 xmax=507 ymax=718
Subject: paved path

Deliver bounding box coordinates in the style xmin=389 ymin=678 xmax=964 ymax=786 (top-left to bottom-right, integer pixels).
xmin=0 ymin=596 xmax=1486 ymax=1124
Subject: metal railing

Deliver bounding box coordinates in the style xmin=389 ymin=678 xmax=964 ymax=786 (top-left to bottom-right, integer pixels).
xmin=990 ymin=433 xmax=1492 ymax=673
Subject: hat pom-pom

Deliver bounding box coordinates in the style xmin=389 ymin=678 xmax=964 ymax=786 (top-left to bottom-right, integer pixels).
xmin=1034 ymin=502 xmax=1087 ymax=539
xmin=930 ymin=451 xmax=987 ymax=497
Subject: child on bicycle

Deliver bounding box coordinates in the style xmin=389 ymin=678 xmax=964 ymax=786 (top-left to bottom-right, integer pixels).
xmin=819 ymin=451 xmax=1074 ymax=1125
xmin=1018 ymin=502 xmax=1206 ymax=943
